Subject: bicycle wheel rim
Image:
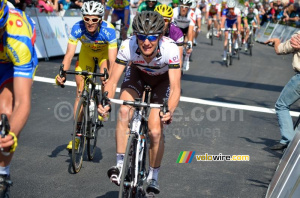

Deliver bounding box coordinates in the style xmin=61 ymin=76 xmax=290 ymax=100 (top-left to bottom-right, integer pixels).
xmin=72 ymin=97 xmax=87 ymax=173
xmin=87 ymin=97 xmax=99 ymax=161
xmin=119 ymin=134 xmax=137 ymax=198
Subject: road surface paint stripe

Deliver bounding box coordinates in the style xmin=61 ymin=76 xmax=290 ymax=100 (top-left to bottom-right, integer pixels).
xmin=176 ymin=151 xmax=184 ymax=163
xmin=34 ymin=76 xmax=300 ymax=117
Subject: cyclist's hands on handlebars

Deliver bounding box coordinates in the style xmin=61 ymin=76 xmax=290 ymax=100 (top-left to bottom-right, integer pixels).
xmin=98 ymin=91 xmax=111 ymax=120
xmin=160 ymin=98 xmax=172 ymax=125
xmin=55 ymin=74 xmax=66 ymax=86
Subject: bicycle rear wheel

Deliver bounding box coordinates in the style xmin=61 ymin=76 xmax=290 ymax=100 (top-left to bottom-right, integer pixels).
xmin=72 ymin=97 xmax=87 ymax=173
xmin=119 ymin=134 xmax=137 ymax=198
xmin=87 ymin=96 xmax=100 ymax=161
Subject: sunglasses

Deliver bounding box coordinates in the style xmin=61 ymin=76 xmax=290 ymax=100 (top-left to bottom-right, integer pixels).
xmin=180 ymin=5 xmax=190 ymax=9
xmin=164 ymin=18 xmax=171 ymax=22
xmin=136 ymin=34 xmax=159 ymax=42
xmin=83 ymin=16 xmax=101 ymax=24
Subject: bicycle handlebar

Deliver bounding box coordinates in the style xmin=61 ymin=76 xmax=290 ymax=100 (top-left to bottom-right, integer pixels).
xmin=0 ymin=114 xmax=10 ymax=138
xmin=221 ymin=28 xmax=237 ymax=31
xmin=59 ymin=64 xmax=109 ymax=88
xmin=109 ymin=98 xmax=163 ymax=108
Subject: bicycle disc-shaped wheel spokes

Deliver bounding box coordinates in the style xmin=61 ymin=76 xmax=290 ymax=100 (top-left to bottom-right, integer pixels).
xmin=87 ymin=97 xmax=99 ymax=161
xmin=72 ymin=97 xmax=87 ymax=173
xmin=119 ymin=134 xmax=137 ymax=198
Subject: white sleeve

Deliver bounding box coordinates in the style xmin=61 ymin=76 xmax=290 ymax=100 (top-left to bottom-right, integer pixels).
xmin=167 ymin=43 xmax=180 ymax=69
xmin=172 ymin=8 xmax=178 ymax=22
xmin=189 ymin=10 xmax=196 ymax=26
xmin=116 ymin=38 xmax=131 ymax=65
xmin=235 ymin=7 xmax=241 ymax=16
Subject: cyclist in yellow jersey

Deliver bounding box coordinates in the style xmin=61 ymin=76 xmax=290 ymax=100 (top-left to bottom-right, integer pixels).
xmin=104 ymin=0 xmax=130 ymax=40
xmin=0 ymin=0 xmax=38 ymax=196
xmin=56 ymin=1 xmax=117 ymax=150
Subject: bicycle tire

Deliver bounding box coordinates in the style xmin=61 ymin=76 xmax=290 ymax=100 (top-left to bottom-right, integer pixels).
xmin=136 ymin=127 xmax=148 ymax=198
xmin=211 ymin=27 xmax=213 ymax=46
xmin=119 ymin=134 xmax=137 ymax=198
xmin=87 ymin=96 xmax=99 ymax=161
xmin=249 ymin=35 xmax=252 ymax=56
xmin=72 ymin=97 xmax=87 ymax=173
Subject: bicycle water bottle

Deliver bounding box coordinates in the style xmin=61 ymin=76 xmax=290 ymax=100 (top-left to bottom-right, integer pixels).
xmin=89 ymin=99 xmax=95 ymax=118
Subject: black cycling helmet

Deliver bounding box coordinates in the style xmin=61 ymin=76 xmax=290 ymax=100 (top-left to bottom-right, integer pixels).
xmin=132 ymin=11 xmax=165 ymax=35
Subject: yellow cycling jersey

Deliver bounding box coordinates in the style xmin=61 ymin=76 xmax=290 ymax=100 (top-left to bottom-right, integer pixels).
xmin=68 ymin=20 xmax=117 ymax=52
xmin=106 ymin=0 xmax=130 ymax=11
xmin=0 ymin=9 xmax=37 ymax=67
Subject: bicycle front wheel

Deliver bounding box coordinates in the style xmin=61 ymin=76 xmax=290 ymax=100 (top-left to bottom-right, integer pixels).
xmin=87 ymin=97 xmax=100 ymax=161
xmin=249 ymin=35 xmax=252 ymax=56
xmin=72 ymin=97 xmax=87 ymax=173
xmin=119 ymin=134 xmax=137 ymax=198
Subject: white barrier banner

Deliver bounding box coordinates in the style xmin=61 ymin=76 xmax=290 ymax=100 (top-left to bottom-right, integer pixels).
xmin=280 ymin=26 xmax=298 ymax=42
xmin=37 ymin=11 xmax=68 ymax=57
xmin=260 ymin=23 xmax=276 ymax=43
xmin=270 ymin=24 xmax=285 ymax=39
xmin=62 ymin=9 xmax=82 ymax=54
xmin=256 ymin=23 xmax=268 ymax=42
xmin=25 ymin=8 xmax=47 ymax=59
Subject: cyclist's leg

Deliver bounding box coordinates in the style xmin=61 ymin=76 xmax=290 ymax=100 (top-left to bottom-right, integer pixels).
xmin=119 ymin=10 xmax=130 ymax=41
xmin=108 ymin=66 xmax=143 ymax=180
xmin=207 ymin=16 xmax=212 ymax=38
xmin=223 ymin=20 xmax=230 ymax=60
xmin=146 ymin=73 xmax=169 ymax=193
xmin=213 ymin=15 xmax=218 ymax=36
xmin=110 ymin=12 xmax=119 ymax=25
xmin=232 ymin=22 xmax=238 ymax=49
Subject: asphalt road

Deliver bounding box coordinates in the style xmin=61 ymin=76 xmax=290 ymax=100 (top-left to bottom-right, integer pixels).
xmin=9 ymin=32 xmax=298 ymax=198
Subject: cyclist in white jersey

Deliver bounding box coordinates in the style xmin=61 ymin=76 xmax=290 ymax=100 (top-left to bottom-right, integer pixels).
xmin=99 ymin=11 xmax=181 ymax=195
xmin=172 ymin=0 xmax=196 ymax=70
xmin=191 ymin=0 xmax=201 ymax=46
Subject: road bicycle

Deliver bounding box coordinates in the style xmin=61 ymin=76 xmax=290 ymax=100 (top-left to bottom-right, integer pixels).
xmin=0 ymin=114 xmax=11 ymax=156
xmin=222 ymin=28 xmax=239 ymax=67
xmin=246 ymin=25 xmax=256 ymax=56
xmin=102 ymin=87 xmax=168 ymax=198
xmin=59 ymin=57 xmax=109 ymax=173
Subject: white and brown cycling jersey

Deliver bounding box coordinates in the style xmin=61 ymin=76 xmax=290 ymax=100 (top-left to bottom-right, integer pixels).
xmin=116 ymin=35 xmax=180 ymax=76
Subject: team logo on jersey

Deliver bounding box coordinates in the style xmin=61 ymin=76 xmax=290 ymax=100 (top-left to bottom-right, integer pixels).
xmin=169 ymin=55 xmax=179 ymax=64
xmin=8 ymin=20 xmax=13 ymax=26
xmin=16 ymin=20 xmax=23 ymax=27
xmin=133 ymin=60 xmax=145 ymax=64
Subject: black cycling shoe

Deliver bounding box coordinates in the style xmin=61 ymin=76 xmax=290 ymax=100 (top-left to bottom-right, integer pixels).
xmin=0 ymin=174 xmax=12 ymax=198
xmin=107 ymin=166 xmax=120 ymax=186
xmin=146 ymin=179 xmax=160 ymax=194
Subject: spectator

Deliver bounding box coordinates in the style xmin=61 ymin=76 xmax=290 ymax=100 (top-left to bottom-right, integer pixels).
xmin=8 ymin=0 xmax=26 ymax=10
xmin=264 ymin=31 xmax=300 ymax=150
xmin=37 ymin=0 xmax=60 ymax=12
xmin=283 ymin=2 xmax=299 ymax=26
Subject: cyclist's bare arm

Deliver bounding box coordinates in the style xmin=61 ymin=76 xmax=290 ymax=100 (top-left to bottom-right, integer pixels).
xmin=256 ymin=15 xmax=260 ymax=27
xmin=98 ymin=62 xmax=125 ymax=114
xmin=164 ymin=67 xmax=181 ymax=120
xmin=188 ymin=25 xmax=194 ymax=43
xmin=197 ymin=17 xmax=201 ymax=30
xmin=237 ymin=16 xmax=241 ymax=32
xmin=124 ymin=9 xmax=129 ymax=28
xmin=243 ymin=18 xmax=248 ymax=29
xmin=108 ymin=47 xmax=118 ymax=76
xmin=57 ymin=43 xmax=77 ymax=84
xmin=0 ymin=77 xmax=32 ymax=152
xmin=221 ymin=15 xmax=226 ymax=29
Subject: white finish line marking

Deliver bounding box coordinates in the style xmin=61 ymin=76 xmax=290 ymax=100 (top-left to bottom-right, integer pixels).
xmin=34 ymin=76 xmax=300 ymax=117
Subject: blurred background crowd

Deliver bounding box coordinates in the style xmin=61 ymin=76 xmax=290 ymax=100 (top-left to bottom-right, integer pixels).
xmin=6 ymin=0 xmax=300 ymax=27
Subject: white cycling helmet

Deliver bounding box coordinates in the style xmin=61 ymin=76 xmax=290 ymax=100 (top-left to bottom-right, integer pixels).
xmin=211 ymin=0 xmax=217 ymax=5
xmin=81 ymin=1 xmax=105 ymax=16
xmin=191 ymin=0 xmax=197 ymax=8
xmin=180 ymin=0 xmax=193 ymax=5
xmin=227 ymin=0 xmax=236 ymax=8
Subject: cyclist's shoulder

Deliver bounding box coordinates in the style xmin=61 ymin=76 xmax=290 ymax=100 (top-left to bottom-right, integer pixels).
xmin=6 ymin=9 xmax=34 ymax=36
xmin=169 ymin=22 xmax=183 ymax=35
xmin=99 ymin=21 xmax=116 ymax=40
xmin=156 ymin=1 xmax=162 ymax=6
xmin=101 ymin=20 xmax=116 ymax=30
xmin=160 ymin=36 xmax=178 ymax=47
xmin=70 ymin=20 xmax=85 ymax=37
xmin=106 ymin=0 xmax=114 ymax=6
